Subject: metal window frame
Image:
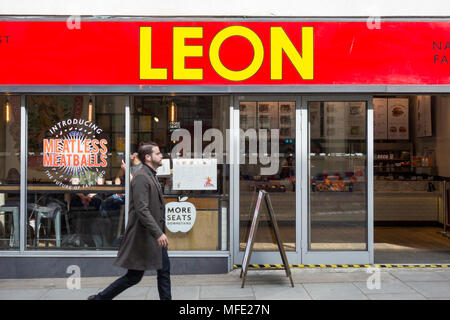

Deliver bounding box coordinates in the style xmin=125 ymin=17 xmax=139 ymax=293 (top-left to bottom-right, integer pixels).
xmin=19 ymin=95 xmax=27 ymax=253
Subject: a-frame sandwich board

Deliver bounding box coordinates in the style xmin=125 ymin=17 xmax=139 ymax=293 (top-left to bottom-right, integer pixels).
xmin=240 ymin=190 xmax=294 ymax=288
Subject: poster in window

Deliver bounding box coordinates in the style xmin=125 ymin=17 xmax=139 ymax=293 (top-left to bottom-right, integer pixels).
xmin=346 ymin=101 xmax=366 ymax=139
xmin=279 ymin=101 xmax=295 ymax=139
xmin=388 ymin=98 xmax=409 ymax=140
xmin=324 ymin=102 xmax=346 ymax=140
xmin=173 ymin=158 xmax=217 ymax=190
xmin=257 ymin=102 xmax=277 ymax=130
xmin=240 ymin=102 xmax=256 ymax=130
xmin=415 ymin=96 xmax=432 ymax=137
xmin=373 ymin=98 xmax=388 ymax=140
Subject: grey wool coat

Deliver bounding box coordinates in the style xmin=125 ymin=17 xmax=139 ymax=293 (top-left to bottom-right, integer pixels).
xmin=114 ymin=164 xmax=165 ymax=270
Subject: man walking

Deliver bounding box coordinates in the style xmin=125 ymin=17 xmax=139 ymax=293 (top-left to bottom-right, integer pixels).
xmin=88 ymin=142 xmax=171 ymax=300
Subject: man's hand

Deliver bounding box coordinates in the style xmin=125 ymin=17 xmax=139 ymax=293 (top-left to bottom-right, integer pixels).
xmin=157 ymin=234 xmax=169 ymax=248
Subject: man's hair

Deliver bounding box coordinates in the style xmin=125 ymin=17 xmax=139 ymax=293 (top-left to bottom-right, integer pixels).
xmin=137 ymin=141 xmax=159 ymax=163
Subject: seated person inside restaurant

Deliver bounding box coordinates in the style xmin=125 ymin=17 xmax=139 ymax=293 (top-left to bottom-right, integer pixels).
xmin=0 ymin=168 xmax=20 ymax=247
xmin=101 ymin=152 xmax=142 ymax=213
xmin=64 ymin=173 xmax=108 ymax=248
xmin=4 ymin=168 xmax=20 ymax=207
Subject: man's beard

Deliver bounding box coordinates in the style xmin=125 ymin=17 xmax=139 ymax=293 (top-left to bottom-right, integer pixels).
xmin=151 ymin=159 xmax=162 ymax=167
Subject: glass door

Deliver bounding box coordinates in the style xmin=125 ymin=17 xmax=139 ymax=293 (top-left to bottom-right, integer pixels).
xmin=233 ymin=96 xmax=301 ymax=265
xmin=301 ymin=96 xmax=374 ymax=265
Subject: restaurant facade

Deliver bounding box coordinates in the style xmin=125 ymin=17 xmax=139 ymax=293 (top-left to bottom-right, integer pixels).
xmin=0 ymin=14 xmax=450 ymax=278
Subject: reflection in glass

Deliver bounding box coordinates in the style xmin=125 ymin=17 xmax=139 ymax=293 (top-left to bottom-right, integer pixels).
xmin=308 ymin=101 xmax=367 ymax=251
xmin=239 ymin=101 xmax=296 ymax=252
xmin=0 ymin=96 xmax=20 ymax=250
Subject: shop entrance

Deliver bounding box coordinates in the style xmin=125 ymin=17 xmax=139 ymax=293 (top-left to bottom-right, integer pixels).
xmin=233 ymin=95 xmax=373 ymax=265
xmin=373 ymin=95 xmax=450 ymax=264
xmin=300 ymin=96 xmax=373 ymax=265
xmin=234 ymin=96 xmax=301 ymax=265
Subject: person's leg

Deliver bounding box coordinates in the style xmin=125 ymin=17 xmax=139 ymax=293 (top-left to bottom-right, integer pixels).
xmin=94 ymin=269 xmax=145 ymax=300
xmin=156 ymin=247 xmax=172 ymax=300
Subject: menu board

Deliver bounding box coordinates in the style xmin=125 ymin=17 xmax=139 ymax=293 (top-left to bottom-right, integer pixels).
xmin=309 ymin=101 xmax=321 ymax=139
xmin=388 ymin=98 xmax=409 ymax=140
xmin=373 ymin=98 xmax=388 ymax=140
xmin=415 ymin=96 xmax=432 ymax=137
xmin=279 ymin=102 xmax=295 ymax=139
xmin=324 ymin=102 xmax=346 ymax=140
xmin=240 ymin=102 xmax=256 ymax=130
xmin=346 ymin=102 xmax=366 ymax=139
xmin=323 ymin=102 xmax=366 ymax=140
xmin=173 ymin=158 xmax=217 ymax=190
xmin=257 ymin=101 xmax=278 ymax=130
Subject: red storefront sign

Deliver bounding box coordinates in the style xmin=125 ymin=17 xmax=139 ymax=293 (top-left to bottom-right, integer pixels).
xmin=0 ymin=21 xmax=449 ymax=85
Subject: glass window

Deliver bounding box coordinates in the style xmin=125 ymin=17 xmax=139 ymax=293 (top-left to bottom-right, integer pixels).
xmin=131 ymin=96 xmax=230 ymax=251
xmin=239 ymin=101 xmax=296 ymax=252
xmin=308 ymin=101 xmax=368 ymax=251
xmin=26 ymin=95 xmax=126 ymax=250
xmin=0 ymin=96 xmax=20 ymax=250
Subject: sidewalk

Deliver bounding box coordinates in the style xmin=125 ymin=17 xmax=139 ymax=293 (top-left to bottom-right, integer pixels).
xmin=0 ymin=267 xmax=450 ymax=300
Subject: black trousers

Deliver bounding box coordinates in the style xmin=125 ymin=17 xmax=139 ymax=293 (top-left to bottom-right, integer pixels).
xmin=97 ymin=247 xmax=171 ymax=300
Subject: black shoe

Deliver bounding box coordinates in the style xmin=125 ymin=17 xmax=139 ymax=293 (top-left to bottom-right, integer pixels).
xmin=87 ymin=294 xmax=100 ymax=300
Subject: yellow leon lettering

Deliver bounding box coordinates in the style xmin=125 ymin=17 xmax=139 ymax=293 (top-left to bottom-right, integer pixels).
xmin=139 ymin=27 xmax=168 ymax=80
xmin=173 ymin=27 xmax=204 ymax=80
xmin=209 ymin=26 xmax=264 ymax=81
xmin=270 ymin=26 xmax=314 ymax=80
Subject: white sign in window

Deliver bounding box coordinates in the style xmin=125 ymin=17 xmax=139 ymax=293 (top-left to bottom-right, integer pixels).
xmin=172 ymin=158 xmax=217 ymax=190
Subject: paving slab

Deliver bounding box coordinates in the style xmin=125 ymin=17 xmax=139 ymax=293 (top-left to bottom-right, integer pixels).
xmin=40 ymin=288 xmax=100 ymax=300
xmin=405 ymin=281 xmax=450 ymax=299
xmin=146 ymin=285 xmax=201 ymax=300
xmin=353 ymin=280 xmax=417 ymax=295
xmin=252 ymin=284 xmax=311 ymax=300
xmin=200 ymin=285 xmax=255 ymax=300
xmin=303 ymin=283 xmax=368 ymax=300
xmin=200 ymin=296 xmax=256 ymax=300
xmin=292 ymin=271 xmax=398 ymax=284
xmin=171 ymin=286 xmax=201 ymax=300
xmin=434 ymin=270 xmax=450 ymax=280
xmin=0 ymin=289 xmax=49 ymax=300
xmin=114 ymin=286 xmax=151 ymax=298
xmin=366 ymin=293 xmax=427 ymax=300
xmin=115 ymin=295 xmax=146 ymax=300
xmin=146 ymin=287 xmax=160 ymax=300
xmin=389 ymin=270 xmax=449 ymax=282
xmin=0 ymin=279 xmax=61 ymax=290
